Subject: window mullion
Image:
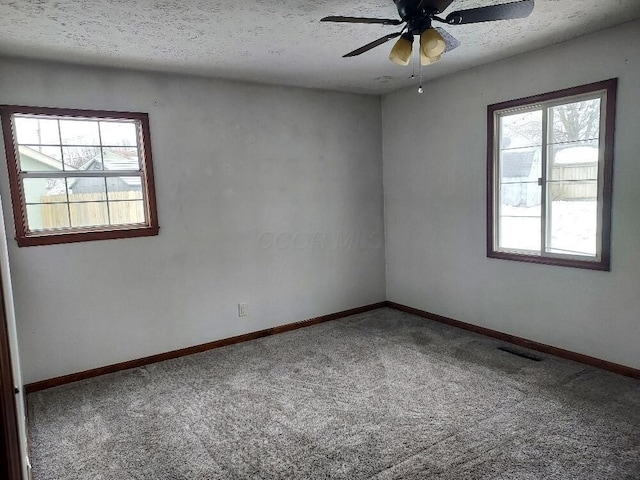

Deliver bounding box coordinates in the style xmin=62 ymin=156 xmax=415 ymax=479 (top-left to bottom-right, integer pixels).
xmin=64 ymin=177 xmax=72 ymax=228
xmin=97 ymin=121 xmax=112 ymax=227
xmin=104 ymin=177 xmax=112 ymax=226
xmin=57 ymin=119 xmax=64 ymax=171
xmin=21 ymin=170 xmax=142 ymax=179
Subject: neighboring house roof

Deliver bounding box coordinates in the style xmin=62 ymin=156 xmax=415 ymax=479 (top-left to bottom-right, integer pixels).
xmin=18 ymin=146 xmax=141 ymax=194
xmin=102 ymin=150 xmax=140 ymax=173
xmin=501 ymin=150 xmax=537 ymax=178
xmin=18 ymin=146 xmax=75 ymax=195
xmin=69 ymin=150 xmax=141 ymax=188
xmin=18 ymin=145 xmax=71 ymax=171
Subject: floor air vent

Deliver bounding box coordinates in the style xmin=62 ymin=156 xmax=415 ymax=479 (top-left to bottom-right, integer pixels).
xmin=497 ymin=346 xmax=542 ymax=362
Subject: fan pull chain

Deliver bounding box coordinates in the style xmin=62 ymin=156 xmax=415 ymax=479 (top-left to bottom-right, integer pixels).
xmin=410 ymin=49 xmax=416 ymax=79
xmin=418 ymin=59 xmax=424 ymax=94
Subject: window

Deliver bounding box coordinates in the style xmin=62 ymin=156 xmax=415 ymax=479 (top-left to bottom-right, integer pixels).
xmin=487 ymin=79 xmax=616 ymax=270
xmin=0 ymin=106 xmax=159 ymax=246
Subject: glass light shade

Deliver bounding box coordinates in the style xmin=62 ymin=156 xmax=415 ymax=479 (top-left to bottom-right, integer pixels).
xmin=389 ymin=36 xmax=413 ymax=66
xmin=420 ymin=50 xmax=442 ymax=66
xmin=420 ymin=28 xmax=445 ymax=58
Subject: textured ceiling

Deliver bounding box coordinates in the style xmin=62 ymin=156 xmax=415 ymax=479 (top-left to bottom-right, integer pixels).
xmin=0 ymin=0 xmax=639 ymax=94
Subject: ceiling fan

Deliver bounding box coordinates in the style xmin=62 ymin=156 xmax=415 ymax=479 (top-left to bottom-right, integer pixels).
xmin=321 ymin=0 xmax=534 ymax=67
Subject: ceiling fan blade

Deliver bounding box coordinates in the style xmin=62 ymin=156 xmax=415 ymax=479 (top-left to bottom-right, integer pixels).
xmin=321 ymin=16 xmax=402 ymax=26
xmin=343 ymin=32 xmax=403 ymax=57
xmin=446 ymin=0 xmax=534 ymax=25
xmin=434 ymin=27 xmax=460 ymax=53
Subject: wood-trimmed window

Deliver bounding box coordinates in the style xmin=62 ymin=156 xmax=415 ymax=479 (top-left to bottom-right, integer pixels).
xmin=0 ymin=106 xmax=159 ymax=247
xmin=487 ymin=79 xmax=616 ymax=271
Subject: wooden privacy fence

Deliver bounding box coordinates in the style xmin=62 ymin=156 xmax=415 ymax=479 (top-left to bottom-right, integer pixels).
xmin=549 ymin=163 xmax=598 ymax=200
xmin=40 ymin=191 xmax=144 ymax=228
xmin=503 ymin=163 xmax=598 ymax=207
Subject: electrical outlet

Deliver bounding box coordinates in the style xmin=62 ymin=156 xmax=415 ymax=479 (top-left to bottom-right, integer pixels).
xmin=238 ymin=303 xmax=247 ymax=317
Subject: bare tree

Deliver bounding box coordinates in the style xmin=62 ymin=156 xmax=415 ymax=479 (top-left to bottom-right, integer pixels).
xmin=506 ymin=98 xmax=600 ymax=146
xmin=549 ymin=98 xmax=600 ymax=144
xmin=62 ymin=146 xmax=101 ymax=169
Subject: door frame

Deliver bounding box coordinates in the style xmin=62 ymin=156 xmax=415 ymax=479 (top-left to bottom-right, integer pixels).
xmin=0 ymin=272 xmax=21 ymax=479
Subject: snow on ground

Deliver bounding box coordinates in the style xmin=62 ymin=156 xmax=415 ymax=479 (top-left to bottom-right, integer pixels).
xmin=500 ymin=201 xmax=597 ymax=256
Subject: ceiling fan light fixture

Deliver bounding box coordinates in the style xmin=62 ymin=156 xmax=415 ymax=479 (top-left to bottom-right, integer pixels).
xmin=388 ymin=33 xmax=413 ymax=66
xmin=420 ymin=50 xmax=442 ymax=66
xmin=420 ymin=28 xmax=446 ymax=58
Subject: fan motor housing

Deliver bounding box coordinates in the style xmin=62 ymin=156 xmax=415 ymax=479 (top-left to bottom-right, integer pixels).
xmin=394 ymin=0 xmax=435 ymax=20
xmin=394 ymin=0 xmax=437 ymax=33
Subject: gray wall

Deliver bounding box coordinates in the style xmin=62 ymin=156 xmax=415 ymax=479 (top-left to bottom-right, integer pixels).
xmin=0 ymin=59 xmax=386 ymax=383
xmin=382 ymin=20 xmax=640 ymax=370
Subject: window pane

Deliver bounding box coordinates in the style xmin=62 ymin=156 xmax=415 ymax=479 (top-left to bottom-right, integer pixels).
xmin=59 ymin=119 xmax=100 ymax=146
xmin=99 ymin=121 xmax=138 ymax=147
xmin=18 ymin=145 xmax=63 ymax=172
xmin=499 ymin=216 xmax=541 ymax=252
xmin=103 ymin=147 xmax=140 ymax=171
xmin=14 ymin=116 xmax=60 ymax=145
xmin=108 ymin=200 xmax=146 ymax=225
xmin=500 ymin=110 xmax=542 ymax=149
xmin=549 ymin=98 xmax=600 ymax=144
xmin=547 ymin=186 xmax=598 ymax=257
xmin=26 ymin=204 xmax=70 ymax=232
xmin=498 ymin=184 xmax=541 ymax=252
xmin=23 ymin=178 xmax=67 ymax=203
xmin=66 ymin=176 xmax=107 ymax=201
xmin=107 ymin=176 xmax=143 ymax=200
xmin=69 ymin=202 xmax=109 ymax=228
xmin=500 ymin=147 xmax=541 ymax=184
xmin=62 ymin=146 xmax=101 ymax=170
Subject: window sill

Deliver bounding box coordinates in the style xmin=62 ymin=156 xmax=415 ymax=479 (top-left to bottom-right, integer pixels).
xmin=487 ymin=250 xmax=609 ymax=271
xmin=16 ymin=224 xmax=159 ymax=247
